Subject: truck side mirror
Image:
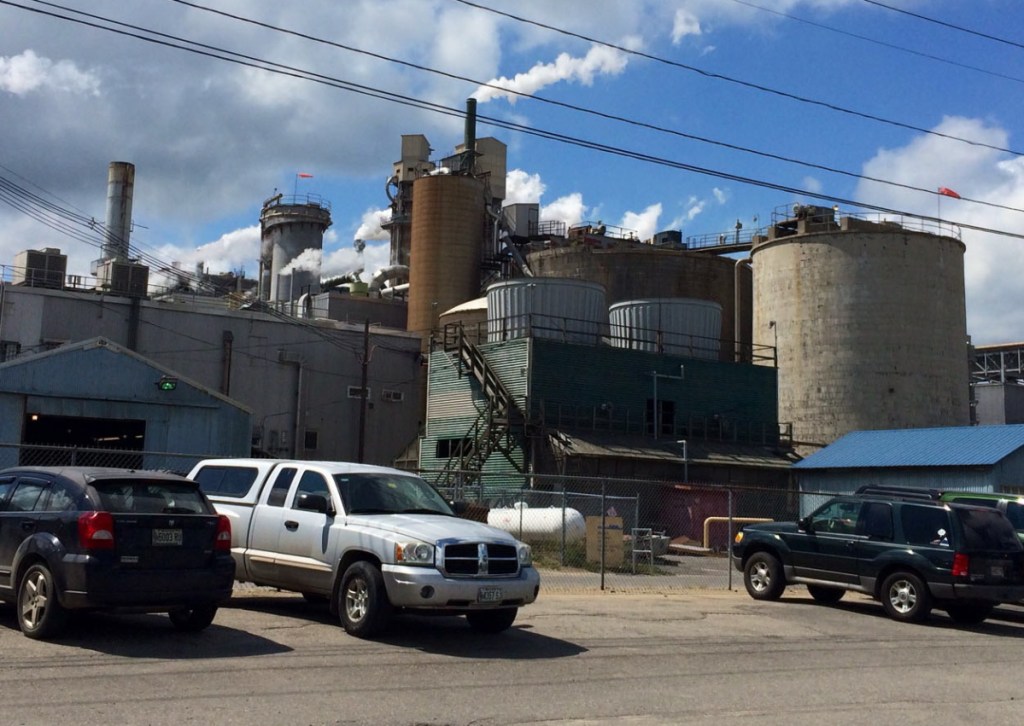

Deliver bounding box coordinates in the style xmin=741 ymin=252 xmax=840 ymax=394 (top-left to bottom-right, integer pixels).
xmin=450 ymin=500 xmax=469 ymax=515
xmin=798 ymin=516 xmax=813 ymax=533
xmin=296 ymin=492 xmax=334 ymax=516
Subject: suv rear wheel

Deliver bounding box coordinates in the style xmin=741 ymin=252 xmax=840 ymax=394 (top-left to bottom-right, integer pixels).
xmin=880 ymin=571 xmax=932 ymax=622
xmin=18 ymin=563 xmax=68 ymax=640
xmin=743 ymin=552 xmax=785 ymax=600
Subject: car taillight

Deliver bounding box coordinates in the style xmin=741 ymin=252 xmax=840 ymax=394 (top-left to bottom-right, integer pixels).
xmin=215 ymin=514 xmax=231 ymax=551
xmin=952 ymin=552 xmax=970 ymax=577
xmin=78 ymin=511 xmax=115 ymax=550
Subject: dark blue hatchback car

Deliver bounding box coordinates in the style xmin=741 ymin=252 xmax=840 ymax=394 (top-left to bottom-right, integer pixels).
xmin=0 ymin=466 xmax=235 ymax=639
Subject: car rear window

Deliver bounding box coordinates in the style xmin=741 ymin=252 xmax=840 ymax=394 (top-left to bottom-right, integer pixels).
xmin=192 ymin=465 xmax=258 ymax=498
xmin=92 ymin=479 xmax=210 ymax=514
xmin=954 ymin=507 xmax=1022 ymax=550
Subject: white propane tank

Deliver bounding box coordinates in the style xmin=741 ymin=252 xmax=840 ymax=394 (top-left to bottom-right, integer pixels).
xmin=486 ymin=503 xmax=586 ymax=542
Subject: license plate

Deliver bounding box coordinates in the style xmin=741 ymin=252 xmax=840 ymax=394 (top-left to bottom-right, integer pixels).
xmin=153 ymin=528 xmax=183 ymax=546
xmin=990 ymin=564 xmax=1006 ymax=578
xmin=477 ymin=587 xmax=503 ymax=603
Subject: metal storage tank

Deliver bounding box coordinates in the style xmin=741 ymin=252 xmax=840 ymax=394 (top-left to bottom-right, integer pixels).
xmin=439 ymin=297 xmax=488 ymax=338
xmin=486 ymin=278 xmax=607 ymax=344
xmin=259 ymin=194 xmax=332 ymax=304
xmin=609 ymin=298 xmax=722 ymax=359
xmin=407 ymin=174 xmax=486 ymax=342
xmin=525 ymin=245 xmax=749 ymax=348
xmin=752 ymin=215 xmax=970 ymax=455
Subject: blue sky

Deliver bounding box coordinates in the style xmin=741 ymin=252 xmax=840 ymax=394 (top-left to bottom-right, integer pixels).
xmin=2 ymin=0 xmax=1023 ymax=343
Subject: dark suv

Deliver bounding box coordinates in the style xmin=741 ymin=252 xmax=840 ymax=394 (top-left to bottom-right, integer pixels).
xmin=0 ymin=466 xmax=235 ymax=639
xmin=732 ymin=486 xmax=1024 ymax=624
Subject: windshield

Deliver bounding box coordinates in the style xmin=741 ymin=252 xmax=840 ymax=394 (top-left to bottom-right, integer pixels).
xmin=333 ymin=473 xmax=453 ymax=516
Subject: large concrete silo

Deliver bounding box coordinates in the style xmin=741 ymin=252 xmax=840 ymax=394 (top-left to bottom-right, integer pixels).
xmin=752 ymin=214 xmax=970 ymax=453
xmin=259 ymin=194 xmax=332 ymax=305
xmin=407 ymin=173 xmax=486 ymax=341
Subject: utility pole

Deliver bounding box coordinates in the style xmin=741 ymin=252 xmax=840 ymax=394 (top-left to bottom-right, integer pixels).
xmin=357 ymin=319 xmax=370 ymax=462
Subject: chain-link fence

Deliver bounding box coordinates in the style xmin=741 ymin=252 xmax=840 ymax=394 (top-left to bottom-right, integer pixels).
xmin=2 ymin=444 xmax=811 ymax=593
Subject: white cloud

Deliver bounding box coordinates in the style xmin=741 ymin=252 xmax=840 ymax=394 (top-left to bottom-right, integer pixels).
xmin=473 ymin=43 xmax=632 ymax=104
xmin=621 ymin=203 xmax=662 ymax=241
xmin=671 ymin=9 xmax=702 ymax=42
xmin=802 ymin=176 xmax=823 ymax=194
xmin=353 ymin=207 xmax=391 ymax=242
xmin=542 ymin=193 xmax=587 ymax=229
xmin=712 ymin=187 xmax=728 ymax=205
xmin=854 ymin=116 xmax=1024 ymax=344
xmin=280 ymin=247 xmax=322 ymax=275
xmin=505 ymin=169 xmax=545 ymax=203
xmin=686 ymin=198 xmax=706 ymax=221
xmin=0 ymin=50 xmax=100 ymax=95
xmin=159 ymin=225 xmax=260 ymax=276
xmin=322 ymin=240 xmax=390 ymax=282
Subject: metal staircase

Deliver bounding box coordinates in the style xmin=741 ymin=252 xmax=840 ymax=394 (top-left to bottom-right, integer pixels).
xmin=434 ymin=326 xmax=527 ymax=492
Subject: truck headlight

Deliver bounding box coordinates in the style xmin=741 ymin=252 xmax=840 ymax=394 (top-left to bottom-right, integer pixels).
xmin=395 ymin=542 xmax=435 ymax=565
xmin=734 ymin=532 xmax=744 ymax=545
xmin=518 ymin=543 xmax=533 ymax=567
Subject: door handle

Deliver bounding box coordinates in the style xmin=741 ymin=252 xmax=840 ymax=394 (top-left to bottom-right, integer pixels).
xmin=284 ymin=520 xmax=299 ymax=531
xmin=20 ymin=521 xmax=36 ymax=532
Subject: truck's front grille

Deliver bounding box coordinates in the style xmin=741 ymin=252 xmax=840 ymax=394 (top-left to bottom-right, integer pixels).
xmin=441 ymin=542 xmax=520 ymax=577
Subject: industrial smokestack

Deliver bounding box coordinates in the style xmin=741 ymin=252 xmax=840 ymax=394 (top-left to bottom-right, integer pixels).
xmin=103 ymin=161 xmax=135 ymax=261
xmin=463 ymin=98 xmax=477 ymax=174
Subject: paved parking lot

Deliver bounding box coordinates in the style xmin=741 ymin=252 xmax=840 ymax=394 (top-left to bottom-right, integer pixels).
xmin=6 ymin=583 xmax=1024 ymax=725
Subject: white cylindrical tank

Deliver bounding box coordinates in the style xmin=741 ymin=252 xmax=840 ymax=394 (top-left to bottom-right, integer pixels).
xmin=486 ymin=278 xmax=607 ymax=344
xmin=609 ymin=298 xmax=722 ymax=359
xmin=752 ymin=218 xmax=969 ymax=455
xmin=486 ymin=503 xmax=586 ymax=542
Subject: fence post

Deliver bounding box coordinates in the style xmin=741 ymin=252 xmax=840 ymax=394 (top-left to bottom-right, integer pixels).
xmin=727 ymin=488 xmax=734 ymax=591
xmin=600 ymin=481 xmax=607 ymax=591
xmin=560 ymin=487 xmax=567 ymax=567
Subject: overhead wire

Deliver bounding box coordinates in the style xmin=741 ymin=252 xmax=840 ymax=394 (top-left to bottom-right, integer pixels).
xmin=163 ymin=0 xmax=1023 ymax=216
xmin=4 ymin=0 xmax=1023 ymax=235
xmin=727 ymin=0 xmax=1024 ymax=86
xmin=450 ymin=0 xmax=1024 ymax=158
xmin=861 ymin=0 xmax=1024 ymax=52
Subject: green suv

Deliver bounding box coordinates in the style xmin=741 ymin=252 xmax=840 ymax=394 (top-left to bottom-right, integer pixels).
xmin=732 ymin=486 xmax=1024 ymax=624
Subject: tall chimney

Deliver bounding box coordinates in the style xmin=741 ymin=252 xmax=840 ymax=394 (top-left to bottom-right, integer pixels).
xmin=103 ymin=161 xmax=135 ymax=260
xmin=463 ymin=98 xmax=477 ymax=174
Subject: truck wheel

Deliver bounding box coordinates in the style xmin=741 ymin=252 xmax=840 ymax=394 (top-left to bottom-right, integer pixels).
xmin=18 ymin=563 xmax=69 ymax=640
xmin=881 ymin=571 xmax=932 ymax=623
xmin=466 ymin=608 xmax=518 ymax=634
xmin=743 ymin=552 xmax=785 ymax=600
xmin=169 ymin=605 xmax=218 ymax=632
xmin=339 ymin=561 xmax=392 ymax=638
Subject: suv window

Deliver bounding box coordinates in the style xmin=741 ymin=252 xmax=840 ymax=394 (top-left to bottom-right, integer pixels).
xmin=809 ymin=499 xmax=860 ymax=535
xmin=955 ymin=507 xmax=1022 ymax=550
xmin=857 ymin=502 xmax=893 ymax=539
xmin=7 ymin=479 xmax=49 ymax=512
xmin=900 ymin=504 xmax=952 ymax=546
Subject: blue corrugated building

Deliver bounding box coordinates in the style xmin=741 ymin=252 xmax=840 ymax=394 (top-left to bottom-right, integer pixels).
xmin=793 ymin=425 xmax=1024 ymax=505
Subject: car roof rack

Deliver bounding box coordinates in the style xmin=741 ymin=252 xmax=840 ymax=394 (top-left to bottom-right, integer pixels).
xmin=854 ymin=485 xmax=942 ymax=501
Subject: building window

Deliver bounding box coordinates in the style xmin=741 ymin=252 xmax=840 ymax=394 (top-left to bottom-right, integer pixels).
xmin=436 ymin=437 xmax=472 ymax=459
xmin=645 ymin=399 xmax=676 ymax=436
xmin=0 ymin=340 xmax=20 ymax=362
xmin=348 ymin=386 xmax=371 ymax=399
xmin=304 ymin=430 xmax=319 ymax=451
xmin=381 ymin=389 xmax=404 ymax=402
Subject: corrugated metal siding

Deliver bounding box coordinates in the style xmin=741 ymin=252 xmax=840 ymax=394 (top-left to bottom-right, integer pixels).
xmin=794 ymin=425 xmax=1024 ymax=469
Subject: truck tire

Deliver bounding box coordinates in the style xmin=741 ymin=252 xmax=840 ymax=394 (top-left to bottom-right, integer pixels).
xmin=466 ymin=607 xmax=518 ymax=634
xmin=743 ymin=552 xmax=785 ymax=601
xmin=339 ymin=561 xmax=392 ymax=638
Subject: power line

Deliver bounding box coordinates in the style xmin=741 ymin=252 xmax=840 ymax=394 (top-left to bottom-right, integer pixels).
xmin=3 ymin=0 xmax=1023 ymax=241
xmin=164 ymin=0 xmax=1024 ymax=216
xmin=862 ymin=0 xmax=1024 ymax=52
xmin=450 ymin=0 xmax=1024 ymax=158
xmin=728 ymin=0 xmax=1024 ymax=85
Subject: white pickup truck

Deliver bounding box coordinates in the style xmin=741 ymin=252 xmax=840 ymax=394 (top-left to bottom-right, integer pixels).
xmin=186 ymin=458 xmax=540 ymax=637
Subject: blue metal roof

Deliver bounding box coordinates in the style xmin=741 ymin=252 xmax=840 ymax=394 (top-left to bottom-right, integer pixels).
xmin=793 ymin=425 xmax=1024 ymax=469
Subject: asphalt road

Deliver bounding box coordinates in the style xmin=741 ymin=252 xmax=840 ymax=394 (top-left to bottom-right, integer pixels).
xmin=4 ymin=585 xmax=1024 ymax=726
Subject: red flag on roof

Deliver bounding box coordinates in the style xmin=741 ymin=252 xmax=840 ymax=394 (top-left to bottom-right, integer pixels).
xmin=297 ymin=173 xmax=313 ymax=178
xmin=938 ymin=186 xmax=961 ymax=199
